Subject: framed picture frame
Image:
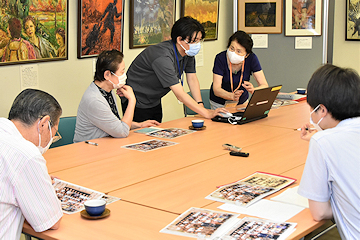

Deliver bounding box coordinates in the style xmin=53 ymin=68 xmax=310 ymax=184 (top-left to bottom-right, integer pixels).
xmin=285 ymin=0 xmax=322 ymax=36
xmin=346 ymin=0 xmax=360 ymax=41
xmin=78 ymin=0 xmax=124 ymax=59
xmin=0 ymin=0 xmax=68 ymax=66
xmin=129 ymin=0 xmax=176 ymax=49
xmin=181 ymin=0 xmax=220 ymax=41
xmin=238 ymin=0 xmax=282 ymax=34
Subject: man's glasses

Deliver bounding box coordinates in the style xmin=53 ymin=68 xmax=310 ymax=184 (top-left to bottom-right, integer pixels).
xmin=53 ymin=130 xmax=62 ymax=143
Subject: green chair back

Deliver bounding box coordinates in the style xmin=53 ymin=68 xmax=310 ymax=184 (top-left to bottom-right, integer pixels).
xmin=50 ymin=116 xmax=76 ymax=148
xmin=184 ymin=89 xmax=211 ymax=116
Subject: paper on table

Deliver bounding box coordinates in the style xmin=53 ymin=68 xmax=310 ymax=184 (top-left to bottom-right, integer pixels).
xmin=218 ymin=199 xmax=305 ymax=222
xmin=271 ymin=186 xmax=309 ymax=208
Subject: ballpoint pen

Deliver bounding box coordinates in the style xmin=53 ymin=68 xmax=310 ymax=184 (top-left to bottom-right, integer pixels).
xmin=85 ymin=141 xmax=98 ymax=146
xmin=296 ymin=127 xmax=316 ymax=131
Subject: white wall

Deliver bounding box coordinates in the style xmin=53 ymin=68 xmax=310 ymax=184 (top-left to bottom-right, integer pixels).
xmin=0 ymin=0 xmax=233 ymax=122
xmin=332 ymin=1 xmax=360 ymax=71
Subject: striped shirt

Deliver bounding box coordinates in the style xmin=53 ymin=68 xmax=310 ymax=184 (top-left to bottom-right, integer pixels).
xmin=0 ymin=118 xmax=63 ymax=240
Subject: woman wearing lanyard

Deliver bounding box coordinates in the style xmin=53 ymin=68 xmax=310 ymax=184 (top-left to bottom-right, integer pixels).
xmin=209 ymin=31 xmax=268 ymax=109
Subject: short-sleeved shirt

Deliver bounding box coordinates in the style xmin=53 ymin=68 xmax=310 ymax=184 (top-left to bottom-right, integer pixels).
xmin=125 ymin=40 xmax=196 ymax=109
xmin=298 ymin=117 xmax=360 ymax=240
xmin=210 ymin=51 xmax=262 ymax=105
xmin=0 ymin=118 xmax=63 ymax=239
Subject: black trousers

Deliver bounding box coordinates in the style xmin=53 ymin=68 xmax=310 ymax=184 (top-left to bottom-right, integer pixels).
xmin=121 ymin=100 xmax=163 ymax=123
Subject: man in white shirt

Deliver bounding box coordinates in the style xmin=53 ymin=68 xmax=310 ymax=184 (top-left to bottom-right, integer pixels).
xmin=0 ymin=89 xmax=63 ymax=239
xmin=298 ymin=64 xmax=360 ymax=239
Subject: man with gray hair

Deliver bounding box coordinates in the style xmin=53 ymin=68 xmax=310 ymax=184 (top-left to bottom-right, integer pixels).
xmin=0 ymin=89 xmax=63 ymax=239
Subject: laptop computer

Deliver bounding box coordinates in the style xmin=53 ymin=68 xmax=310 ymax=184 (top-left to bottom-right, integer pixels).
xmin=211 ymin=85 xmax=282 ymax=125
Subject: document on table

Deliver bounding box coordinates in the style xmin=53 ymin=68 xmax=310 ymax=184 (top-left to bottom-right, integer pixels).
xmin=271 ymin=186 xmax=309 ymax=208
xmin=218 ymin=199 xmax=305 ymax=222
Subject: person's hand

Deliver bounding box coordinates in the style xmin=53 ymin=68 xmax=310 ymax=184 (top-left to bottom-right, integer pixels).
xmin=139 ymin=120 xmax=160 ymax=128
xmin=50 ymin=175 xmax=59 ymax=185
xmin=300 ymin=123 xmax=317 ymax=141
xmin=242 ymin=82 xmax=255 ymax=94
xmin=203 ymin=108 xmax=229 ymax=119
xmin=117 ymin=85 xmax=135 ymax=101
xmin=233 ymin=90 xmax=244 ymax=102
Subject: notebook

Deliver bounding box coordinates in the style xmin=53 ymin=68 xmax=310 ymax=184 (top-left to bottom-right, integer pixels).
xmin=211 ymin=85 xmax=282 ymax=125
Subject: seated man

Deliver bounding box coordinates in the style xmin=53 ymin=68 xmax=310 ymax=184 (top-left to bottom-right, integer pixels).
xmin=0 ymin=89 xmax=63 ymax=239
xmin=298 ymin=64 xmax=360 ymax=239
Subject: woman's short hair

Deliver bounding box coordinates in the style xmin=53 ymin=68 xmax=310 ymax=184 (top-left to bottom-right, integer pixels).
xmin=23 ymin=15 xmax=36 ymax=30
xmin=94 ymin=50 xmax=124 ymax=81
xmin=8 ymin=18 xmax=22 ymax=39
xmin=307 ymin=64 xmax=360 ymax=121
xmin=171 ymin=16 xmax=205 ymax=43
xmin=227 ymin=31 xmax=253 ymax=54
xmin=8 ymin=89 xmax=62 ymax=126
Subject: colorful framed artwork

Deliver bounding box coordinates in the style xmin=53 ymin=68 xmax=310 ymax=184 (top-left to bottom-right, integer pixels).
xmin=285 ymin=0 xmax=322 ymax=36
xmin=346 ymin=0 xmax=360 ymax=41
xmin=129 ymin=0 xmax=176 ymax=49
xmin=78 ymin=0 xmax=124 ymax=58
xmin=238 ymin=0 xmax=282 ymax=34
xmin=0 ymin=0 xmax=68 ymax=66
xmin=181 ymin=0 xmax=219 ymax=41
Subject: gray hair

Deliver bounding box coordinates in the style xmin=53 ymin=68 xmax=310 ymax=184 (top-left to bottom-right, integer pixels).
xmin=8 ymin=89 xmax=62 ymax=126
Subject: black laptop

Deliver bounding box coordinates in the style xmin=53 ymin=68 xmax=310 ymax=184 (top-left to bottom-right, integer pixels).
xmin=211 ymin=85 xmax=282 ymax=125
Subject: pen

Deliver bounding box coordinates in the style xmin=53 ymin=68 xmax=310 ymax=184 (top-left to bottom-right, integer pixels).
xmin=296 ymin=127 xmax=316 ymax=131
xmin=85 ymin=141 xmax=98 ymax=146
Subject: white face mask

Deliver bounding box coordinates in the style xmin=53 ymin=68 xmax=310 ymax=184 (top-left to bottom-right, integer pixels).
xmin=109 ymin=72 xmax=127 ymax=89
xmin=310 ymin=104 xmax=324 ymax=131
xmin=227 ymin=49 xmax=245 ymax=64
xmin=37 ymin=120 xmax=53 ymax=155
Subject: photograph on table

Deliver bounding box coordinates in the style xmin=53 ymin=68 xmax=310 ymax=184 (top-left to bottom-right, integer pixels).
xmin=181 ymin=0 xmax=220 ymax=40
xmin=220 ymin=217 xmax=297 ymax=240
xmin=78 ymin=0 xmax=124 ymax=58
xmin=129 ymin=0 xmax=176 ymax=48
xmin=206 ymin=172 xmax=296 ymax=207
xmin=146 ymin=128 xmax=195 ymax=139
xmin=161 ymin=207 xmax=239 ymax=239
xmin=0 ymin=0 xmax=68 ymax=66
xmin=121 ymin=139 xmax=178 ymax=152
xmin=237 ymin=0 xmax=283 ymax=34
xmin=346 ymin=0 xmax=360 ymax=40
xmin=285 ymin=0 xmax=322 ymax=36
xmin=53 ymin=179 xmax=104 ymax=214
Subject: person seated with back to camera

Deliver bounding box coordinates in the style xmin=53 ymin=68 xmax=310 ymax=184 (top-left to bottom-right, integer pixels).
xmin=298 ymin=64 xmax=360 ymax=239
xmin=209 ymin=30 xmax=268 ymax=110
xmin=73 ymin=50 xmax=160 ymax=143
xmin=0 ymin=89 xmax=63 ymax=239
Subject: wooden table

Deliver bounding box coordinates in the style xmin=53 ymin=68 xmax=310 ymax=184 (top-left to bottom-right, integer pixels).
xmin=23 ymin=101 xmax=322 ymax=240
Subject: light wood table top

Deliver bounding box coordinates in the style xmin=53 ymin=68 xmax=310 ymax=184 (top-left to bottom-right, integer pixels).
xmin=48 ymin=120 xmax=291 ymax=193
xmin=23 ymin=200 xmax=184 ymax=240
xmin=109 ymin=130 xmax=309 ymax=214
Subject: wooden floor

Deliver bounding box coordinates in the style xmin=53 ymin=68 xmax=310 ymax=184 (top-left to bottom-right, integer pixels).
xmin=304 ymin=220 xmax=341 ymax=240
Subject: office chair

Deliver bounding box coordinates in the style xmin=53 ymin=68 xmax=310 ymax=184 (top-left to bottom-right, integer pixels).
xmin=184 ymin=89 xmax=211 ymax=116
xmin=50 ymin=116 xmax=76 ymax=148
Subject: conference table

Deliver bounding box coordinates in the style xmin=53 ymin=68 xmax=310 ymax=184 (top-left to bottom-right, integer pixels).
xmin=22 ymin=101 xmax=326 ymax=240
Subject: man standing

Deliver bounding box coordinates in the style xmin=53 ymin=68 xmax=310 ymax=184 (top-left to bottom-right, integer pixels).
xmin=298 ymin=64 xmax=360 ymax=239
xmin=0 ymin=89 xmax=63 ymax=239
xmin=122 ymin=17 xmax=225 ymax=122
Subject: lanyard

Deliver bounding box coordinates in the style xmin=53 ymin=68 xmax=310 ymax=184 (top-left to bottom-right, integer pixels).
xmin=228 ymin=57 xmax=245 ymax=93
xmin=173 ymin=42 xmax=184 ymax=86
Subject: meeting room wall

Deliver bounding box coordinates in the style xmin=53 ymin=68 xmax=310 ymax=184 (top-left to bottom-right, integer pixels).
xmin=0 ymin=0 xmax=233 ymax=122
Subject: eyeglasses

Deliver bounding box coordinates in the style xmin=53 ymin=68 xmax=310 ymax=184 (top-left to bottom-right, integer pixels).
xmin=53 ymin=130 xmax=62 ymax=143
xmin=184 ymin=38 xmax=204 ymax=44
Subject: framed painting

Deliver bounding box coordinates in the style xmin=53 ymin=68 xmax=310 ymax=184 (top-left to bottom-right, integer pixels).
xmin=285 ymin=0 xmax=322 ymax=36
xmin=78 ymin=0 xmax=124 ymax=58
xmin=181 ymin=0 xmax=219 ymax=41
xmin=346 ymin=0 xmax=360 ymax=41
xmin=130 ymin=0 xmax=176 ymax=49
xmin=238 ymin=0 xmax=282 ymax=34
xmin=0 ymin=0 xmax=68 ymax=66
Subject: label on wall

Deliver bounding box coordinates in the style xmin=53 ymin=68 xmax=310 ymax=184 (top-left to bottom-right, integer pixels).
xmin=20 ymin=65 xmax=39 ymax=90
xmin=295 ymin=37 xmax=312 ymax=49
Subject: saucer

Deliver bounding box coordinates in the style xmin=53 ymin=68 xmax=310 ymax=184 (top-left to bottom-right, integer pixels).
xmin=80 ymin=208 xmax=110 ymax=220
xmin=189 ymin=125 xmax=206 ymax=130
